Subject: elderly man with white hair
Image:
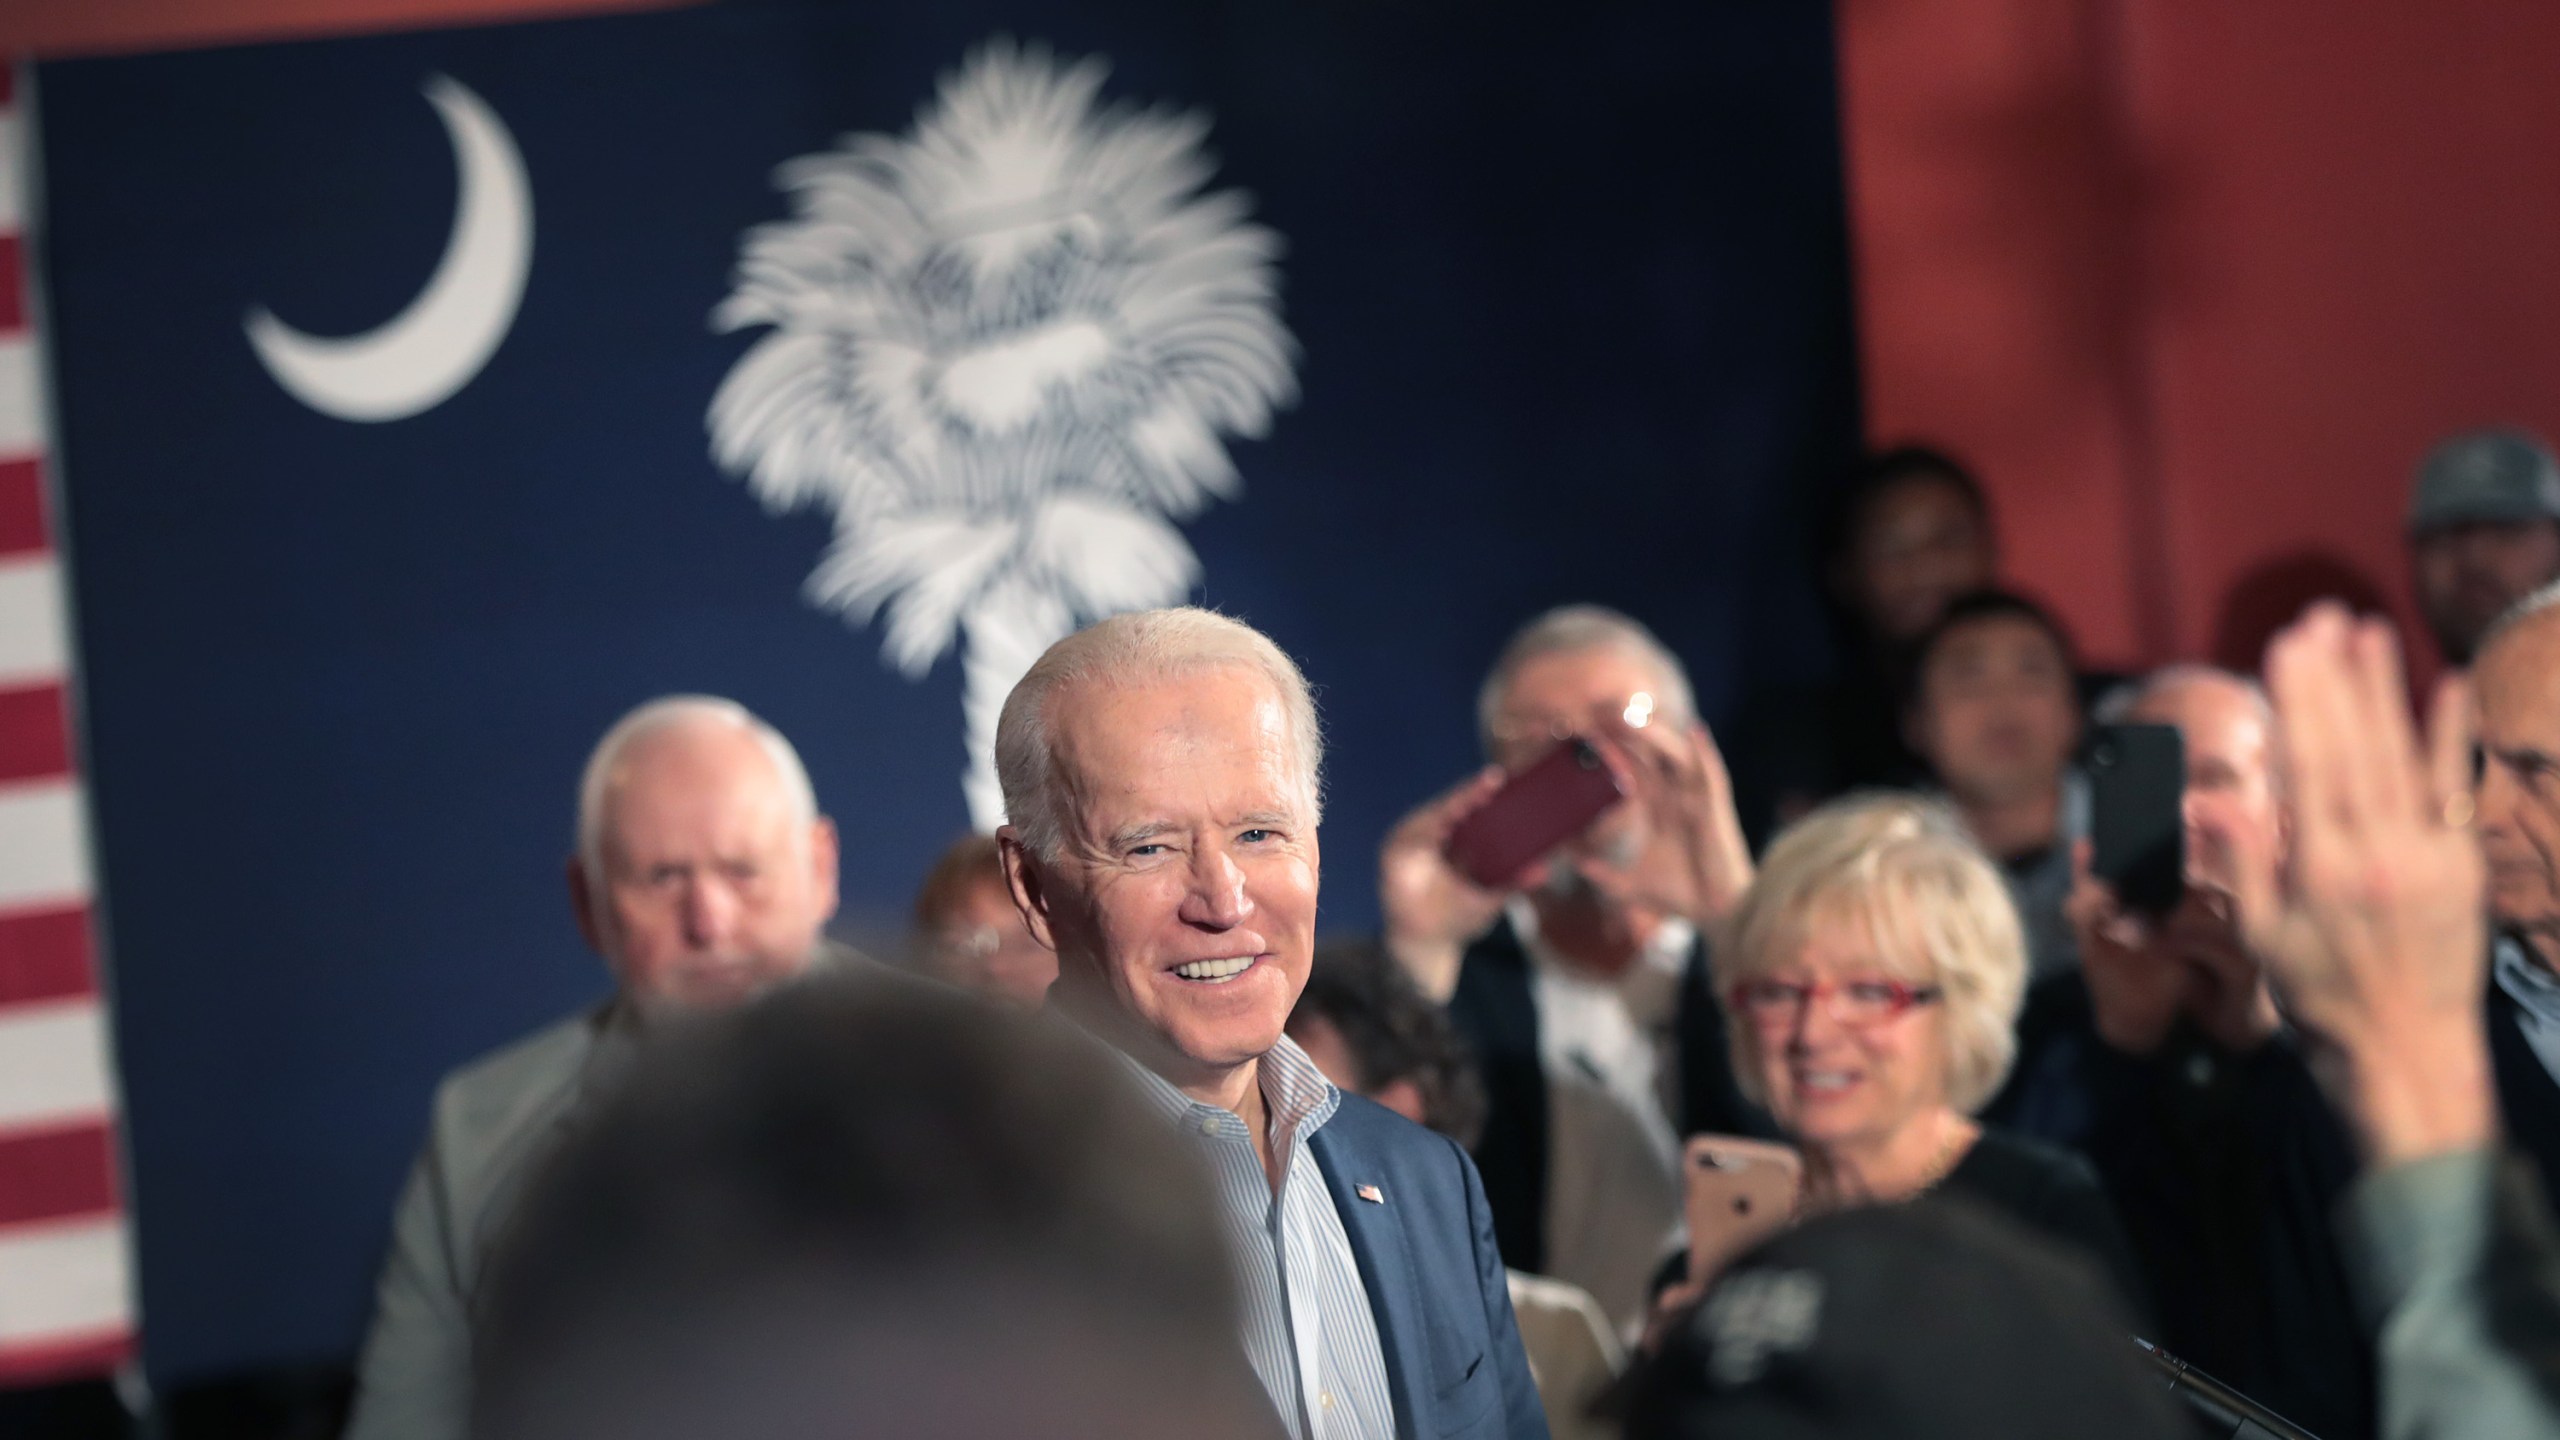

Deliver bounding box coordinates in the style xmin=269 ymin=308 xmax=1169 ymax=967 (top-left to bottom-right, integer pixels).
xmin=343 ymin=696 xmax=847 ymax=1440
xmin=995 ymin=607 xmax=1547 ymax=1440
xmin=1378 ymin=604 xmax=1765 ymax=1335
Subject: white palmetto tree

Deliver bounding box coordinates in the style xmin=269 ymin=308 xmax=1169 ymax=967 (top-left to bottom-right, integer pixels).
xmin=709 ymin=39 xmax=1298 ymax=827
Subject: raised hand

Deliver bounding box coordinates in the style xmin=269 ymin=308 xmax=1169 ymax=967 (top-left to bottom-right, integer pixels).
xmin=2067 ymin=841 xmax=2192 ymax=1055
xmin=1379 ymin=767 xmax=1514 ymax=1001
xmin=2211 ymin=604 xmax=2492 ymax=1165
xmin=1600 ymin=718 xmax=1756 ymax=929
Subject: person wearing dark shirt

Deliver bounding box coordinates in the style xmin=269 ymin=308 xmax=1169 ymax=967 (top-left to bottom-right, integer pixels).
xmin=1906 ymin=589 xmax=2089 ymax=983
xmin=1731 ymin=446 xmax=1997 ymax=845
xmin=1705 ymin=792 xmax=2143 ymax=1309
xmin=2465 ymin=581 xmax=2560 ymax=1197
xmin=1984 ymin=663 xmax=2374 ymax=1439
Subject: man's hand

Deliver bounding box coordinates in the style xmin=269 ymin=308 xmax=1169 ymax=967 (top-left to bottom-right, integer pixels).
xmin=2068 ymin=842 xmax=2191 ymax=1055
xmin=1603 ymin=719 xmax=1757 ymax=929
xmin=2214 ymin=604 xmax=2494 ymax=1168
xmin=1379 ymin=768 xmax=1513 ymax=1001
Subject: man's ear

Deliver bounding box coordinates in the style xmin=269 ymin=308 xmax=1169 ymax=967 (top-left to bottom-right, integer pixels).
xmin=997 ymin=828 xmax=1060 ymax=953
xmin=566 ymin=855 xmax=606 ymax=958
xmin=807 ymin=815 xmax=843 ymax=923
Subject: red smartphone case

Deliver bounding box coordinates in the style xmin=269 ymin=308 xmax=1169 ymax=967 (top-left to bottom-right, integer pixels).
xmin=1443 ymin=738 xmax=1627 ymax=889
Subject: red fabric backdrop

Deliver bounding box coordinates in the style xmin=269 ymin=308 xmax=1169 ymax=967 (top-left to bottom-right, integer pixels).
xmin=1837 ymin=0 xmax=2560 ymax=693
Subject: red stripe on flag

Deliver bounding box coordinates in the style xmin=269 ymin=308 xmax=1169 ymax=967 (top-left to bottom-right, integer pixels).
xmin=0 ymin=904 xmax=96 ymax=1007
xmin=0 ymin=458 xmax=51 ymax=556
xmin=0 ymin=234 xmax=22 ymax=334
xmin=0 ymin=683 xmax=74 ymax=785
xmin=0 ymin=1121 xmax=117 ymax=1228
xmin=0 ymin=1328 xmax=134 ymax=1388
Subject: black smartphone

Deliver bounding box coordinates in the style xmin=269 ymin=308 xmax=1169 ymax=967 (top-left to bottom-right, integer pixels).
xmin=1443 ymin=738 xmax=1627 ymax=890
xmin=2087 ymin=722 xmax=2185 ymax=916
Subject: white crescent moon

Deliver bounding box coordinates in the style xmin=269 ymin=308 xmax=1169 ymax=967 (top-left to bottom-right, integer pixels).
xmin=245 ymin=75 xmax=532 ymax=423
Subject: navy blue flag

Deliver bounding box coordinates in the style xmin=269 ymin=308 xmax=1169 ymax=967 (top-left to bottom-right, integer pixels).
xmin=33 ymin=0 xmax=1854 ymax=1383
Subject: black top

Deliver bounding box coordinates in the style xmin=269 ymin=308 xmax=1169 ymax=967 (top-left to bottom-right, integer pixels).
xmin=1938 ymin=1128 xmax=2150 ymax=1322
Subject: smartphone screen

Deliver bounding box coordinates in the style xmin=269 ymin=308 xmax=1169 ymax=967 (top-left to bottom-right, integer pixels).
xmin=2088 ymin=722 xmax=2185 ymax=916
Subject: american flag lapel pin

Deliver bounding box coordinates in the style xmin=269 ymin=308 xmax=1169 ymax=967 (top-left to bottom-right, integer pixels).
xmin=1356 ymin=1183 xmax=1386 ymax=1204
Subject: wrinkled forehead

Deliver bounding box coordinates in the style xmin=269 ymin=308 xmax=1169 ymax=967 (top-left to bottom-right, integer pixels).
xmin=2478 ymin=615 xmax=2560 ymax=745
xmin=1048 ymin=669 xmax=1311 ymax=817
xmin=598 ymin=724 xmax=800 ymax=856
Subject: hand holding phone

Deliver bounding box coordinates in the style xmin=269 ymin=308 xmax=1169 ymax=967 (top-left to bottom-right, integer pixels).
xmin=1683 ymin=1135 xmax=1802 ymax=1284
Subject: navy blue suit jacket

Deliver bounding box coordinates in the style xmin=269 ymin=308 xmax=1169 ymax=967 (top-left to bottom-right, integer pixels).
xmin=1306 ymin=1093 xmax=1550 ymax=1440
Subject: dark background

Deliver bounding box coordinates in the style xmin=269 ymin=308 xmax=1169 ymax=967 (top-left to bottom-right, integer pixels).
xmin=34 ymin=0 xmax=1855 ymax=1384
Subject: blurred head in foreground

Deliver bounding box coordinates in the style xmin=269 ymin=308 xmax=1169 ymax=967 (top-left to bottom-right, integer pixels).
xmin=473 ymin=974 xmax=1274 ymax=1440
xmin=912 ymin=832 xmax=1057 ymax=1006
xmin=1626 ymin=1199 xmax=2182 ymax=1440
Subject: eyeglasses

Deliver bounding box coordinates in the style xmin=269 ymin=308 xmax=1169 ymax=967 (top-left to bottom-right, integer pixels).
xmin=1727 ymin=977 xmax=1943 ymax=1028
xmin=1488 ymin=691 xmax=1663 ymax=762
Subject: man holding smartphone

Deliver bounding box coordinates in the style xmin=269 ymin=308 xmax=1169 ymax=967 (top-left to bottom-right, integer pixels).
xmin=1379 ymin=605 xmax=1766 ymax=1335
xmin=2020 ymin=665 xmax=2371 ymax=1440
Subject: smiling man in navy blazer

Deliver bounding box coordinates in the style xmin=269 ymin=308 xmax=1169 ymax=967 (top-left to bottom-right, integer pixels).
xmin=996 ymin=607 xmax=1548 ymax=1440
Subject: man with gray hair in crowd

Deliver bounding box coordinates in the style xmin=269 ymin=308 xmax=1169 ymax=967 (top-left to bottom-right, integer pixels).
xmin=994 ymin=606 xmax=1546 ymax=1440
xmin=1378 ymin=604 xmax=1765 ymax=1336
xmin=343 ymin=696 xmax=848 ymax=1440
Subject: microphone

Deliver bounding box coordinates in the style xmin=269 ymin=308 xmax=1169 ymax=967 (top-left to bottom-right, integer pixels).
xmin=2133 ymin=1339 xmax=2322 ymax=1440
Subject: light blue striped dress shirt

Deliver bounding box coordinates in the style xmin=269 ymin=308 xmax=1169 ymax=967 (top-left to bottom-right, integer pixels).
xmin=1117 ymin=1036 xmax=1399 ymax=1440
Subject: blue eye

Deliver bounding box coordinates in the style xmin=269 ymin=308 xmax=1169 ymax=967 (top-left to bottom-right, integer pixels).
xmin=1239 ymin=828 xmax=1274 ymax=843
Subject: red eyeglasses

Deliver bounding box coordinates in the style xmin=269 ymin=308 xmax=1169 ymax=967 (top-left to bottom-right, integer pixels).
xmin=1727 ymin=977 xmax=1943 ymax=1027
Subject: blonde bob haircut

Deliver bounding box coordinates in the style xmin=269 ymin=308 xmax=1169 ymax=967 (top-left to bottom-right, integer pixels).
xmin=1711 ymin=792 xmax=2028 ymax=1115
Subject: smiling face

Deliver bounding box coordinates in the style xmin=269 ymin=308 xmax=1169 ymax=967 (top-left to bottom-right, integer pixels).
xmin=1003 ymin=668 xmax=1320 ymax=1099
xmin=1740 ymin=912 xmax=1954 ymax=1156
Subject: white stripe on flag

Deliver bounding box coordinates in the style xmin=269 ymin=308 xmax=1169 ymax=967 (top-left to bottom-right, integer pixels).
xmin=0 ymin=1214 xmax=129 ymax=1346
xmin=0 ymin=335 xmax=37 ymax=459
xmin=0 ymin=555 xmax=66 ymax=686
xmin=0 ymin=779 xmax=86 ymax=909
xmin=0 ymin=998 xmax=113 ymax=1132
xmin=0 ymin=107 xmax=19 ymax=235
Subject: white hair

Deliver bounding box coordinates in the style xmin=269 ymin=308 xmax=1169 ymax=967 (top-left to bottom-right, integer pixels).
xmin=2093 ymin=664 xmax=2271 ymax=729
xmin=2480 ymin=578 xmax=2560 ymax=658
xmin=576 ymin=696 xmax=818 ymax=879
xmin=1475 ymin=604 xmax=1698 ymax=756
xmin=995 ymin=608 xmax=1323 ymax=860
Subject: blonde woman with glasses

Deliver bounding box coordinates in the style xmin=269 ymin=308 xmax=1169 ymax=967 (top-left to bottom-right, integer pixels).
xmin=1708 ymin=792 xmax=2144 ymax=1304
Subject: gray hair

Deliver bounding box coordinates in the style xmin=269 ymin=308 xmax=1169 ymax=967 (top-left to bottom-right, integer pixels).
xmin=1476 ymin=604 xmax=1698 ymax=756
xmin=576 ymin=696 xmax=818 ymax=880
xmin=2479 ymin=578 xmax=2560 ymax=658
xmin=2092 ymin=664 xmax=2271 ymax=729
xmin=994 ymin=608 xmax=1324 ymax=860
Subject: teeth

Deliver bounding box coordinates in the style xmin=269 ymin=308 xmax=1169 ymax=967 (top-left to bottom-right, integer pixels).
xmin=1796 ymin=1072 xmax=1855 ymax=1092
xmin=1174 ymin=956 xmax=1254 ymax=982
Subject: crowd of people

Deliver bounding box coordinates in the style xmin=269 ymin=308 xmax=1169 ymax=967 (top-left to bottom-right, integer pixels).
xmin=334 ymin=429 xmax=2560 ymax=1440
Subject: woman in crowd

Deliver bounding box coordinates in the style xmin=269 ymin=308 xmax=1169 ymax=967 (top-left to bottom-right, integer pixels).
xmin=1710 ymin=792 xmax=2143 ymax=1305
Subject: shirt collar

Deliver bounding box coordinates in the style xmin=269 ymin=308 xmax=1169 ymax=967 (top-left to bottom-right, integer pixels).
xmin=1093 ymin=1027 xmax=1343 ymax=1151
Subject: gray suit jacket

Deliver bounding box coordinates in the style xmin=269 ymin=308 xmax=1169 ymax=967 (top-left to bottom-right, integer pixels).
xmin=341 ymin=1004 xmax=635 ymax=1440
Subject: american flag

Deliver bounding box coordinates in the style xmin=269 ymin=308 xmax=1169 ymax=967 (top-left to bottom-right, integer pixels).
xmin=0 ymin=58 xmax=136 ymax=1388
